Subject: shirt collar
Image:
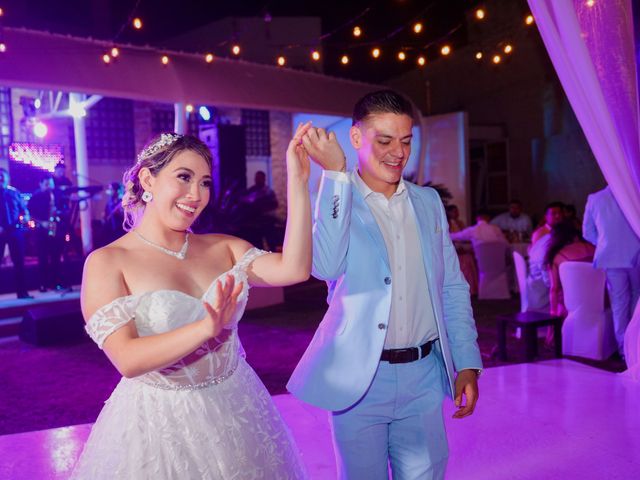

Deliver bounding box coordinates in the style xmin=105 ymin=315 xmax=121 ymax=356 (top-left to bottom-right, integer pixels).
xmin=352 ymin=169 xmax=406 ymax=200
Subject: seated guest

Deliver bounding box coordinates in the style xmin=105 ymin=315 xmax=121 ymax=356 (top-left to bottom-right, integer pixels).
xmin=447 ymin=204 xmax=478 ymax=295
xmin=491 ymin=199 xmax=533 ymax=239
xmin=564 ymin=204 xmax=581 ymax=230
xmin=545 ymin=220 xmax=596 ymax=317
xmin=450 ymin=210 xmax=508 ymax=248
xmin=446 ymin=204 xmax=466 ymax=232
xmin=531 ymin=201 xmax=565 ymax=246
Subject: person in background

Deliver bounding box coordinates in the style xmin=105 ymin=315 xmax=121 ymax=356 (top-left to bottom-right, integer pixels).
xmin=239 ymin=171 xmax=280 ymax=250
xmin=531 ymin=201 xmax=565 ymax=246
xmin=446 ymin=204 xmax=466 ymax=233
xmin=28 ymin=173 xmax=65 ymax=292
xmin=446 ymin=204 xmax=478 ymax=296
xmin=103 ymin=182 xmax=126 ymax=244
xmin=0 ymin=167 xmax=32 ymax=299
xmin=564 ymin=204 xmax=581 ymax=230
xmin=545 ymin=220 xmax=595 ymax=318
xmin=450 ymin=210 xmax=508 ymax=249
xmin=490 ymin=199 xmax=532 ymax=240
xmin=583 ymin=186 xmax=640 ymax=357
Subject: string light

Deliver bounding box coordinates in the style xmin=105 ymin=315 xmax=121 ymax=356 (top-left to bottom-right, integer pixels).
xmin=185 ymin=104 xmax=194 ymax=113
xmin=0 ymin=43 xmax=6 ymax=54
xmin=15 ymin=4 xmax=532 ymax=76
xmin=0 ymin=7 xmax=4 ymax=16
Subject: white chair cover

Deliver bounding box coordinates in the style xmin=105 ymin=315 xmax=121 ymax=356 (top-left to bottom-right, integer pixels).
xmin=560 ymin=262 xmax=617 ymax=360
xmin=513 ymin=251 xmax=529 ymax=313
xmin=474 ymin=242 xmax=510 ymax=300
xmin=622 ymin=299 xmax=640 ymax=381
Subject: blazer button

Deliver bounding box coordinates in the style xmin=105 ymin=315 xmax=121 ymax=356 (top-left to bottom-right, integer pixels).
xmin=378 ymin=323 xmax=386 ymax=330
xmin=384 ymin=277 xmax=391 ymax=285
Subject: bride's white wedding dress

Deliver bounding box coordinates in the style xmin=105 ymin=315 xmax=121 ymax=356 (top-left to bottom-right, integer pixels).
xmin=71 ymin=248 xmax=307 ymax=479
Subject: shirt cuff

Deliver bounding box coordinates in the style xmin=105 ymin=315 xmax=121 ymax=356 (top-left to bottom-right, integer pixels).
xmin=322 ymin=170 xmax=350 ymax=183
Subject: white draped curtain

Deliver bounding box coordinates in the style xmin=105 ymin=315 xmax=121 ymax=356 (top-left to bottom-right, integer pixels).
xmin=528 ymin=0 xmax=640 ymax=237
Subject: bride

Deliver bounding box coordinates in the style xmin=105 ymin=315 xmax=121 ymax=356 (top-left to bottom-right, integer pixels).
xmin=70 ymin=124 xmax=312 ymax=479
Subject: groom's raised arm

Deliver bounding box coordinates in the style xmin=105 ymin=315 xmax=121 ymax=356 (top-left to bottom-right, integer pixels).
xmin=312 ymin=171 xmax=352 ymax=280
xmin=302 ymin=128 xmax=351 ymax=281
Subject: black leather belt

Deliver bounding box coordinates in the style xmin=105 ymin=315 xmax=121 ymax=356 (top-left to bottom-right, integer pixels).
xmin=380 ymin=340 xmax=436 ymax=364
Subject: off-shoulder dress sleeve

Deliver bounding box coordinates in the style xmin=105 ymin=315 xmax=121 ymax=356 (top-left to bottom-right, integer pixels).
xmin=85 ymin=296 xmax=139 ymax=349
xmin=234 ymin=247 xmax=269 ymax=276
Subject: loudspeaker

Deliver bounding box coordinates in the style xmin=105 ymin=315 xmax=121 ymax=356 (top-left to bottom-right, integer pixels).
xmin=20 ymin=301 xmax=86 ymax=346
xmin=218 ymin=124 xmax=247 ymax=191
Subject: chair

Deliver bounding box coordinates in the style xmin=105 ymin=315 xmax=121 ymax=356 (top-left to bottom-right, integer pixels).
xmin=513 ymin=251 xmax=529 ymax=313
xmin=559 ymin=262 xmax=617 ymax=360
xmin=474 ymin=242 xmax=510 ymax=300
xmin=622 ymin=299 xmax=640 ymax=381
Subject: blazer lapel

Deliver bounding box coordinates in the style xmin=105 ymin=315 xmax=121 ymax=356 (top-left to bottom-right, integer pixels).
xmin=352 ymin=187 xmax=391 ymax=271
xmin=407 ymin=186 xmax=435 ymax=276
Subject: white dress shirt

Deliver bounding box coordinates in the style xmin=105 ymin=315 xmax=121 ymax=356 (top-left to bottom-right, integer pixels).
xmin=491 ymin=212 xmax=532 ymax=234
xmin=323 ymin=170 xmax=439 ymax=349
xmin=449 ymin=220 xmax=508 ymax=248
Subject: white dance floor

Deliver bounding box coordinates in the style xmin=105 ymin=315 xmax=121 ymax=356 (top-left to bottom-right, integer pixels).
xmin=1 ymin=359 xmax=639 ymax=479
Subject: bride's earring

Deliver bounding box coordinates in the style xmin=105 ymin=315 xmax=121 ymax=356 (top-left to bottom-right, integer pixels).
xmin=141 ymin=191 xmax=153 ymax=203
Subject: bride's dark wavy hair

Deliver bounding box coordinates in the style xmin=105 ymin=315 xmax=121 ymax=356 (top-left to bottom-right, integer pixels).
xmin=121 ymin=133 xmax=213 ymax=231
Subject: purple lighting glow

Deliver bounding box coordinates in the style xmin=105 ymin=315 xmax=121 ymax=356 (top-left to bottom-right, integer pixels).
xmin=8 ymin=143 xmax=63 ymax=172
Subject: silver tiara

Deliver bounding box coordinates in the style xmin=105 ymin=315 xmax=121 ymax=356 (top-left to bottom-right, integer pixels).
xmin=137 ymin=133 xmax=182 ymax=162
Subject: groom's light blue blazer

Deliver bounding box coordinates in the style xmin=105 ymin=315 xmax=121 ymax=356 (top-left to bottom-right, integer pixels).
xmin=287 ymin=172 xmax=483 ymax=411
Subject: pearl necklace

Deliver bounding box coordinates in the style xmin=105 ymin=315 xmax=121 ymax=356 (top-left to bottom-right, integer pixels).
xmin=134 ymin=230 xmax=189 ymax=260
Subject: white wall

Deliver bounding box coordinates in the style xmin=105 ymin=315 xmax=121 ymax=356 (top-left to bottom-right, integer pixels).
xmin=421 ymin=112 xmax=470 ymax=223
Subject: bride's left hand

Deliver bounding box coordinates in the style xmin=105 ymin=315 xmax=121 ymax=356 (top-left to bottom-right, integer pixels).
xmin=286 ymin=122 xmax=312 ymax=183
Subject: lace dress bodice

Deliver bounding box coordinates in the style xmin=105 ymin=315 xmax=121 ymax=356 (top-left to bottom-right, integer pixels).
xmin=85 ymin=247 xmax=268 ymax=390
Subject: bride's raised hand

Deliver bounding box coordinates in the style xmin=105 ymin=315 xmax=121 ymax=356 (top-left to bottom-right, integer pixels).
xmin=286 ymin=121 xmax=312 ymax=183
xmin=200 ymin=275 xmax=244 ymax=339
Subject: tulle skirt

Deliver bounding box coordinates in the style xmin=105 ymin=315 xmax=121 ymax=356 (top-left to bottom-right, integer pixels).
xmin=70 ymin=358 xmax=307 ymax=479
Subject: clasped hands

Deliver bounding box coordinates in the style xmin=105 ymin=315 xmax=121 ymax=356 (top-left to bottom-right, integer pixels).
xmin=287 ymin=122 xmax=347 ymax=174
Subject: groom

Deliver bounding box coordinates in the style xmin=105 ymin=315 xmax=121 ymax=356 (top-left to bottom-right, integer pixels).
xmin=287 ymin=90 xmax=482 ymax=479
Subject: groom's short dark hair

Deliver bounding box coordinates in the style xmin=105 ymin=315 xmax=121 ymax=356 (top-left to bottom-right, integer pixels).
xmin=352 ymin=90 xmax=414 ymax=126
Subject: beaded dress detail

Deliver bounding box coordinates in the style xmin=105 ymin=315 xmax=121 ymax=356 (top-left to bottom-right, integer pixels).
xmin=71 ymin=248 xmax=307 ymax=479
